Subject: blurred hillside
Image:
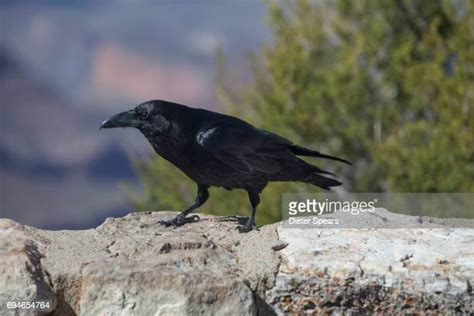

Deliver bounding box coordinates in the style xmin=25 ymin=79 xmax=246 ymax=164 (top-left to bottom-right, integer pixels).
xmin=0 ymin=1 xmax=269 ymax=229
xmin=2 ymin=1 xmax=472 ymax=228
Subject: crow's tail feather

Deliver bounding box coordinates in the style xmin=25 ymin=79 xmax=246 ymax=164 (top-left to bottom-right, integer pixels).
xmin=305 ymin=161 xmax=335 ymax=176
xmin=290 ymin=145 xmax=352 ymax=165
xmin=308 ymin=173 xmax=342 ymax=190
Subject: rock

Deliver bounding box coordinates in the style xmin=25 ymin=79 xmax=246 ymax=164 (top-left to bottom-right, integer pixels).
xmin=268 ymin=209 xmax=474 ymax=314
xmin=0 ymin=212 xmax=280 ymax=315
xmin=0 ymin=210 xmax=473 ymax=315
xmin=0 ymin=220 xmax=55 ymax=314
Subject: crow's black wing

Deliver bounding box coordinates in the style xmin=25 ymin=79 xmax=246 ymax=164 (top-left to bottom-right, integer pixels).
xmin=196 ymin=122 xmax=296 ymax=174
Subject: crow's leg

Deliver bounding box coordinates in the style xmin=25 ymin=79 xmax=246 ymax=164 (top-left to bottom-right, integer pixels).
xmin=159 ymin=184 xmax=209 ymax=227
xmin=237 ymin=190 xmax=260 ymax=233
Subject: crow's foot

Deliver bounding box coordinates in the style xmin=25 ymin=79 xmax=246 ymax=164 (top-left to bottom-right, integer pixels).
xmin=159 ymin=214 xmax=200 ymax=227
xmin=236 ymin=218 xmax=257 ymax=233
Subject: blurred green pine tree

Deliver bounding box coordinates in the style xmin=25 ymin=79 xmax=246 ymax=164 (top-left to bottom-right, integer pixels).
xmin=130 ymin=0 xmax=474 ymax=222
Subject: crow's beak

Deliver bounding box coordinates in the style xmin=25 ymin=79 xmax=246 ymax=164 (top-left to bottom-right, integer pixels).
xmin=100 ymin=110 xmax=138 ymax=129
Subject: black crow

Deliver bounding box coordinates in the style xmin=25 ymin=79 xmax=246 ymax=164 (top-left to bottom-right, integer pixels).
xmin=101 ymin=100 xmax=350 ymax=232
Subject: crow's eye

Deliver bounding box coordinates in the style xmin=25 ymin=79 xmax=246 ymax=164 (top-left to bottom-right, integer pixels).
xmin=137 ymin=110 xmax=149 ymax=120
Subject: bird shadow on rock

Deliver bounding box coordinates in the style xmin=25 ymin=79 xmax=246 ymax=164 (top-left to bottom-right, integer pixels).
xmin=255 ymin=294 xmax=278 ymax=316
xmin=215 ymin=215 xmax=249 ymax=225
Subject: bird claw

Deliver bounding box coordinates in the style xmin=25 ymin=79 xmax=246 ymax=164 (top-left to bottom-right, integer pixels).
xmin=236 ymin=219 xmax=258 ymax=233
xmin=159 ymin=214 xmax=200 ymax=227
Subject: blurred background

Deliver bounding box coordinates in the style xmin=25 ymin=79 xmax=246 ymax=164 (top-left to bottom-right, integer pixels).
xmin=1 ymin=0 xmax=473 ymax=229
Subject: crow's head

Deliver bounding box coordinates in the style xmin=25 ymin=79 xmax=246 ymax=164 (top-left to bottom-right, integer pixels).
xmin=100 ymin=100 xmax=170 ymax=133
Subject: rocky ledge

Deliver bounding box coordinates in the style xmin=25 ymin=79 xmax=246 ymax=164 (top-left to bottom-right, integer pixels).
xmin=1 ymin=210 xmax=473 ymax=315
